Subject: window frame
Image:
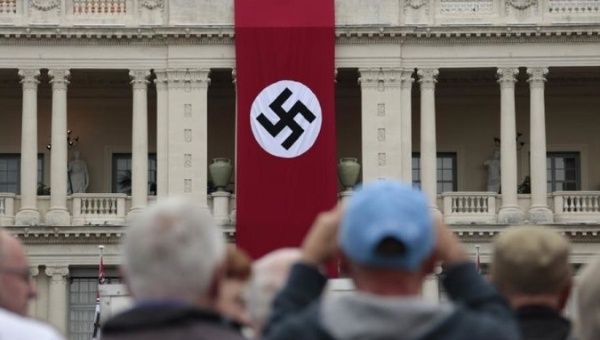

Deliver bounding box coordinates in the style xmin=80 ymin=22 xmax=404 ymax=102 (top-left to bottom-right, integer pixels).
xmin=547 ymin=152 xmax=581 ymax=192
xmin=111 ymin=153 xmax=157 ymax=195
xmin=0 ymin=153 xmax=44 ymax=194
xmin=412 ymin=152 xmax=458 ymax=194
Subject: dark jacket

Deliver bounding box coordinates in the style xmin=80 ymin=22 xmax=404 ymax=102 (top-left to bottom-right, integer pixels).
xmin=264 ymin=262 xmax=520 ymax=340
xmin=517 ymin=305 xmax=572 ymax=340
xmin=101 ymin=302 xmax=245 ymax=340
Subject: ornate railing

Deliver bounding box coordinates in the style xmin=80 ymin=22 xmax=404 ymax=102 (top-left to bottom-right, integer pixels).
xmin=553 ymin=191 xmax=600 ymax=223
xmin=72 ymin=0 xmax=128 ymax=15
xmin=442 ymin=192 xmax=497 ymax=224
xmin=71 ymin=193 xmax=127 ymax=225
xmin=547 ymin=0 xmax=600 ymax=14
xmin=0 ymin=0 xmax=16 ymax=15
xmin=0 ymin=193 xmax=15 ymax=226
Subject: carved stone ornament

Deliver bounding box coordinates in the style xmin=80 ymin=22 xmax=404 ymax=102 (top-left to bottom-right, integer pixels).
xmin=30 ymin=0 xmax=60 ymax=11
xmin=406 ymin=0 xmax=427 ymax=9
xmin=141 ymin=0 xmax=164 ymax=10
xmin=507 ymin=0 xmax=536 ymax=10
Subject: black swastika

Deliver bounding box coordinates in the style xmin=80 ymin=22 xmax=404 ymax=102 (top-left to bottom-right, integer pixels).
xmin=256 ymin=87 xmax=316 ymax=150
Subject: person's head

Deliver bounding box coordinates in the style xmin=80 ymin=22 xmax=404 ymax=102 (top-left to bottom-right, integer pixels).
xmin=122 ymin=198 xmax=226 ymax=306
xmin=0 ymin=230 xmax=36 ymax=316
xmin=217 ymin=245 xmax=252 ymax=326
xmin=339 ymin=181 xmax=436 ymax=295
xmin=245 ymin=248 xmax=302 ymax=333
xmin=491 ymin=226 xmax=572 ymax=310
xmin=576 ymin=257 xmax=600 ymax=340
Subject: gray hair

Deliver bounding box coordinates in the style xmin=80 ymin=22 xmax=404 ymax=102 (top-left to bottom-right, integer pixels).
xmin=576 ymin=257 xmax=600 ymax=340
xmin=123 ymin=198 xmax=226 ymax=302
xmin=245 ymin=248 xmax=301 ymax=331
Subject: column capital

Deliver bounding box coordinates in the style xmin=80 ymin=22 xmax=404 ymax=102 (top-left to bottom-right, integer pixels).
xmin=358 ymin=67 xmax=403 ymax=88
xmin=29 ymin=265 xmax=39 ymax=277
xmin=18 ymin=69 xmax=40 ymax=89
xmin=48 ymin=69 xmax=71 ymax=90
xmin=154 ymin=70 xmax=169 ymax=90
xmin=400 ymin=69 xmax=415 ymax=89
xmin=417 ymin=68 xmax=439 ymax=89
xmin=527 ymin=67 xmax=548 ymax=87
xmin=165 ymin=68 xmax=211 ymax=90
xmin=45 ymin=266 xmax=69 ymax=280
xmin=129 ymin=70 xmax=151 ymax=89
xmin=497 ymin=67 xmax=519 ymax=86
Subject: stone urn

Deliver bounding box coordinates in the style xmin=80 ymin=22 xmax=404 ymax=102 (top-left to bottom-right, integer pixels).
xmin=209 ymin=158 xmax=233 ymax=191
xmin=337 ymin=158 xmax=360 ymax=190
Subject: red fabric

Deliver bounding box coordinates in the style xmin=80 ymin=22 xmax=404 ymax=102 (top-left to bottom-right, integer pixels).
xmin=235 ymin=0 xmax=337 ymax=259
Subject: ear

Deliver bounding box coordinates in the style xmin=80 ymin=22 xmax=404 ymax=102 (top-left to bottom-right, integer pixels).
xmin=558 ymin=279 xmax=573 ymax=311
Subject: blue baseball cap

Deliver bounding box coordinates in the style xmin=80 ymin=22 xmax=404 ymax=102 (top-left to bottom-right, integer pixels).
xmin=340 ymin=181 xmax=435 ymax=271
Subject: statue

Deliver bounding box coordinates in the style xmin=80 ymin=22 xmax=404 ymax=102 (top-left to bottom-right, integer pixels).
xmin=484 ymin=145 xmax=501 ymax=193
xmin=68 ymin=150 xmax=89 ymax=194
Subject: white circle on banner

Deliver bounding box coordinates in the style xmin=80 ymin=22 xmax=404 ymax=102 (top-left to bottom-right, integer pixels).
xmin=250 ymin=80 xmax=322 ymax=158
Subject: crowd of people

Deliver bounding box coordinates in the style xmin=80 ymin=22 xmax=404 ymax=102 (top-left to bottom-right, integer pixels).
xmin=1 ymin=180 xmax=600 ymax=339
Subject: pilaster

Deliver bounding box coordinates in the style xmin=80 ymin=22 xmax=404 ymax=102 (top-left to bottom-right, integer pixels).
xmin=166 ymin=68 xmax=211 ymax=206
xmin=154 ymin=70 xmax=169 ymax=200
xmin=400 ymin=69 xmax=415 ymax=184
xmin=358 ymin=67 xmax=403 ymax=182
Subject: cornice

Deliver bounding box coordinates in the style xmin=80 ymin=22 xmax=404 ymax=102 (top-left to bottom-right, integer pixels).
xmin=0 ymin=25 xmax=599 ymax=45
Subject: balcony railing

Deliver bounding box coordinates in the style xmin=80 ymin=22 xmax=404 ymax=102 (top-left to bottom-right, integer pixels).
xmin=2 ymin=190 xmax=600 ymax=227
xmin=1 ymin=0 xmax=600 ymax=28
xmin=71 ymin=193 xmax=127 ymax=225
xmin=0 ymin=193 xmax=15 ymax=226
xmin=442 ymin=192 xmax=497 ymax=224
xmin=553 ymin=191 xmax=600 ymax=223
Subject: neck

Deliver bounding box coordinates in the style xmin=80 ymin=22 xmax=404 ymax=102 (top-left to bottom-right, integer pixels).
xmin=352 ymin=267 xmax=423 ymax=296
xmin=509 ymin=294 xmax=562 ymax=311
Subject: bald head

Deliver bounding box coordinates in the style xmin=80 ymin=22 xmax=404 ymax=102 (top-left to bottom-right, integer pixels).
xmin=0 ymin=230 xmax=36 ymax=316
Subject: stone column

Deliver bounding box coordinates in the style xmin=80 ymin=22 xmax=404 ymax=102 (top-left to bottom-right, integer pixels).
xmin=154 ymin=70 xmax=169 ymax=199
xmin=358 ymin=67 xmax=402 ymax=182
xmin=45 ymin=266 xmax=69 ymax=334
xmin=166 ymin=69 xmax=211 ymax=206
xmin=400 ymin=69 xmax=415 ymax=184
xmin=527 ymin=67 xmax=553 ymax=223
xmin=46 ymin=70 xmax=71 ymax=225
xmin=129 ymin=70 xmax=150 ymax=216
xmin=27 ymin=266 xmax=39 ymax=318
xmin=15 ymin=69 xmax=40 ymax=226
xmin=417 ymin=68 xmax=439 ymax=211
xmin=497 ymin=68 xmax=524 ymax=224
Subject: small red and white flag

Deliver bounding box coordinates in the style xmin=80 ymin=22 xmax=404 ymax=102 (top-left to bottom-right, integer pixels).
xmin=92 ymin=245 xmax=105 ymax=340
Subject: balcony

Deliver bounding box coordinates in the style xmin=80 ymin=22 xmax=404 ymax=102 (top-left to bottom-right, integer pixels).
xmin=0 ymin=0 xmax=600 ymax=29
xmin=2 ymin=190 xmax=600 ymax=228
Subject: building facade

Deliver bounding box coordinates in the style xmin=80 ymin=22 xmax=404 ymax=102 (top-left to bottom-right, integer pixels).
xmin=1 ymin=0 xmax=600 ymax=338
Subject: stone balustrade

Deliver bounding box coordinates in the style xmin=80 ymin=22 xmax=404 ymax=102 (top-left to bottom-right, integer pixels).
xmin=71 ymin=193 xmax=127 ymax=225
xmin=1 ymin=190 xmax=600 ymax=226
xmin=553 ymin=191 xmax=600 ymax=223
xmin=0 ymin=193 xmax=15 ymax=226
xmin=0 ymin=0 xmax=600 ymax=28
xmin=442 ymin=192 xmax=497 ymax=224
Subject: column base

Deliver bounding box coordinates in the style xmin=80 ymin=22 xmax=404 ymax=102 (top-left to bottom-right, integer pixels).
xmin=15 ymin=209 xmax=40 ymax=226
xmin=528 ymin=206 xmax=554 ymax=224
xmin=498 ymin=206 xmax=525 ymax=224
xmin=45 ymin=209 xmax=71 ymax=226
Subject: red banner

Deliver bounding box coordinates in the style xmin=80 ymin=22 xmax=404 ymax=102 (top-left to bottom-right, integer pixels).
xmin=235 ymin=0 xmax=337 ymax=258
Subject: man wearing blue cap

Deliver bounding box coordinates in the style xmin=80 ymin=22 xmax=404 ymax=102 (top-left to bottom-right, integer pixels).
xmin=263 ymin=180 xmax=519 ymax=340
